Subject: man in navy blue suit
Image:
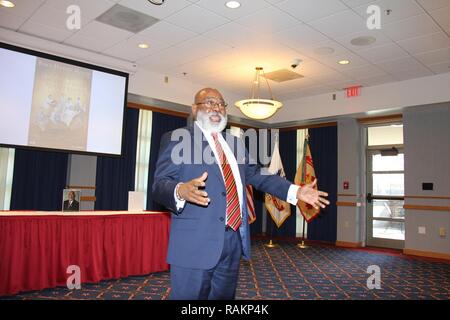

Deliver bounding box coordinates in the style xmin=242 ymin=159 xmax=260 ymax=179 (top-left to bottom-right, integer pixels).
xmin=152 ymin=88 xmax=329 ymax=300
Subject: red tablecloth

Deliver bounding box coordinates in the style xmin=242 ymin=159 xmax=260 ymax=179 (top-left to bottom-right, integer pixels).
xmin=0 ymin=212 xmax=171 ymax=296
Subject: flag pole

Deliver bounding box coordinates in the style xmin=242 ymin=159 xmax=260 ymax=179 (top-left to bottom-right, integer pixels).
xmin=297 ymin=215 xmax=309 ymax=249
xmin=265 ymin=217 xmax=278 ymax=248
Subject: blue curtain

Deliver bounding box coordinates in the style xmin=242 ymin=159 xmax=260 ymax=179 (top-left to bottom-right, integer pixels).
xmin=10 ymin=149 xmax=68 ymax=211
xmin=95 ymin=107 xmax=139 ymax=210
xmin=307 ymin=125 xmax=338 ymax=243
xmin=146 ymin=112 xmax=187 ymax=210
xmin=266 ymin=130 xmax=298 ymax=238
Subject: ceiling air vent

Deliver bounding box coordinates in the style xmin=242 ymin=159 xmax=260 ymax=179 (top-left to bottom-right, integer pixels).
xmin=96 ymin=4 xmax=160 ymax=33
xmin=263 ymin=69 xmax=304 ymax=83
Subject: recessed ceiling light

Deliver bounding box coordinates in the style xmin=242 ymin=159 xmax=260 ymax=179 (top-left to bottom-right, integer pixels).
xmin=225 ymin=1 xmax=241 ymax=9
xmin=351 ymin=36 xmax=376 ymax=46
xmin=338 ymin=60 xmax=350 ymax=65
xmin=138 ymin=43 xmax=149 ymax=49
xmin=314 ymin=47 xmax=335 ymax=55
xmin=0 ymin=1 xmax=15 ymax=8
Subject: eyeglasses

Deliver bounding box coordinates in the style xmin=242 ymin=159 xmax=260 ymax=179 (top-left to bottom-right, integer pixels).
xmin=196 ymin=99 xmax=228 ymax=110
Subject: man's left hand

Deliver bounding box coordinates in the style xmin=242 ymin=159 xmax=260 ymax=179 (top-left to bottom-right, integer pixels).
xmin=296 ymin=179 xmax=330 ymax=210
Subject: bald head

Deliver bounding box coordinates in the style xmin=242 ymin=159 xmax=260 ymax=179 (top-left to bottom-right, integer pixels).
xmin=192 ymin=87 xmax=228 ymax=133
xmin=194 ymin=88 xmax=224 ymax=105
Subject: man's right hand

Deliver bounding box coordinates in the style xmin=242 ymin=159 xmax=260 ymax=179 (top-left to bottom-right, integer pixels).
xmin=177 ymin=172 xmax=210 ymax=207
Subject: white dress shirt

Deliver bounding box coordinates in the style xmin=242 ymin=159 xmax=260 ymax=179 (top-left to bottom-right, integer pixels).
xmin=175 ymin=122 xmax=300 ymax=219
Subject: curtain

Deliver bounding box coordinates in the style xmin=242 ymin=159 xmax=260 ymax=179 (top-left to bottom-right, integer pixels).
xmin=10 ymin=149 xmax=68 ymax=211
xmin=95 ymin=107 xmax=139 ymax=210
xmin=134 ymin=110 xmax=153 ymax=208
xmin=0 ymin=148 xmax=15 ymax=210
xmin=266 ymin=129 xmax=298 ymax=238
xmin=307 ymin=125 xmax=338 ymax=243
xmin=146 ymin=112 xmax=187 ymax=210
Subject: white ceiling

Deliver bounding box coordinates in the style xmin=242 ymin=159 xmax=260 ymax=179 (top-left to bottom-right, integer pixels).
xmin=1 ymin=0 xmax=450 ymax=101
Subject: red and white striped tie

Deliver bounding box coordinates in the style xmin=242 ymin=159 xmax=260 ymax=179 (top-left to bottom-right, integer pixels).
xmin=212 ymin=133 xmax=242 ymax=231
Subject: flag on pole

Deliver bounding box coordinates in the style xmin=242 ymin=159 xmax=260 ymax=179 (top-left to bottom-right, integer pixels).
xmin=264 ymin=140 xmax=291 ymax=228
xmin=246 ymin=185 xmax=256 ymax=224
xmin=294 ymin=137 xmax=320 ymax=222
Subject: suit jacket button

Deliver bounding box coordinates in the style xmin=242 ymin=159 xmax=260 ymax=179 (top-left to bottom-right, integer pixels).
xmin=221 ymin=191 xmax=226 ymax=197
xmin=219 ymin=217 xmax=224 ymax=222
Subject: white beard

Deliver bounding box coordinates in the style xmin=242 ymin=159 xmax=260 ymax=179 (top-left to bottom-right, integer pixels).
xmin=196 ymin=110 xmax=227 ymax=133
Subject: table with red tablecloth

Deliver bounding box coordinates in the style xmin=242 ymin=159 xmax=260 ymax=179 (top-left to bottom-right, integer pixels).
xmin=0 ymin=211 xmax=171 ymax=296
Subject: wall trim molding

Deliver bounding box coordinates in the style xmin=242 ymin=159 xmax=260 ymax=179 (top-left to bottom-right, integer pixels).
xmin=357 ymin=114 xmax=403 ymax=124
xmin=336 ymin=201 xmax=358 ymax=207
xmin=67 ymin=185 xmax=96 ymax=190
xmin=335 ymin=241 xmax=363 ymax=248
xmin=80 ymin=196 xmax=96 ymax=202
xmin=404 ymin=195 xmax=450 ymax=200
xmin=403 ymin=248 xmax=450 ymax=261
xmin=404 ymin=204 xmax=450 ymax=212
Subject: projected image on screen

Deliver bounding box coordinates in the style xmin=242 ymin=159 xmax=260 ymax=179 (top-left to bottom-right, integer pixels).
xmin=0 ymin=44 xmax=128 ymax=156
xmin=28 ymin=58 xmax=92 ymax=151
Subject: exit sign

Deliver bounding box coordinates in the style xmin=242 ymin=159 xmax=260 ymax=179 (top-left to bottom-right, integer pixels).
xmin=346 ymin=86 xmax=361 ymax=97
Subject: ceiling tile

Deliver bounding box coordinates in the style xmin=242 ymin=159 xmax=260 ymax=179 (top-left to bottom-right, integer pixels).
xmin=137 ymin=21 xmax=197 ymax=47
xmin=274 ymin=24 xmax=330 ymax=52
xmin=138 ymin=35 xmax=230 ymax=71
xmin=282 ymin=85 xmax=334 ymax=100
xmin=0 ymin=10 xmax=28 ymax=30
xmin=429 ymin=6 xmax=450 ymax=31
xmin=340 ymin=0 xmax=374 ymax=8
xmin=165 ymin=4 xmax=230 ymax=33
xmin=381 ymin=14 xmax=440 ymax=41
xmin=103 ymin=34 xmax=170 ymax=61
xmin=334 ymin=29 xmax=392 ymax=52
xmin=44 ymin=0 xmax=115 ymax=23
xmin=295 ymin=59 xmax=337 ymax=77
xmin=19 ymin=21 xmax=74 ymax=42
xmin=390 ymin=66 xmax=434 ymax=81
xmin=308 ymin=70 xmax=355 ymax=84
xmin=167 ymin=48 xmax=244 ymax=78
xmin=0 ymin=0 xmax=45 ymax=18
xmin=118 ymin=0 xmax=191 ymax=19
xmin=377 ymin=56 xmax=422 ymax=70
xmin=316 ymin=50 xmax=370 ymax=69
xmin=23 ymin=4 xmax=73 ymax=30
xmin=397 ymin=32 xmax=450 ymax=55
xmin=299 ymin=39 xmax=349 ymax=59
xmin=309 ymin=10 xmax=367 ymax=38
xmin=427 ymin=61 xmax=450 ymax=74
xmin=235 ymin=6 xmax=300 ymax=35
xmin=64 ymin=21 xmax=133 ymax=48
xmin=340 ymin=64 xmax=388 ymax=79
xmin=203 ymin=22 xmax=267 ymax=48
xmin=414 ymin=47 xmax=450 ymax=65
xmin=275 ymin=0 xmax=347 ymax=23
xmin=416 ymin=0 xmax=450 ymax=11
xmin=353 ymin=0 xmax=423 ymax=24
xmin=196 ymin=0 xmax=271 ymax=20
xmin=357 ymin=42 xmax=409 ymax=63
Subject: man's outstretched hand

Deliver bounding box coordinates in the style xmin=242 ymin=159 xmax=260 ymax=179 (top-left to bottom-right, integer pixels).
xmin=177 ymin=172 xmax=210 ymax=207
xmin=296 ymin=179 xmax=330 ymax=210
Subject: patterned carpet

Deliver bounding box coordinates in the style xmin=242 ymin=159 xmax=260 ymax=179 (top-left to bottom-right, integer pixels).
xmin=2 ymin=240 xmax=449 ymax=300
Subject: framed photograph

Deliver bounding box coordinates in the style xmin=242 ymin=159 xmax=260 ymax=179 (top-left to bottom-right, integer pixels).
xmin=62 ymin=189 xmax=81 ymax=212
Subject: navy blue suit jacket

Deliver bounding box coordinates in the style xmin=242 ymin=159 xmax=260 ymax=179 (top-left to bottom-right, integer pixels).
xmin=152 ymin=125 xmax=292 ymax=269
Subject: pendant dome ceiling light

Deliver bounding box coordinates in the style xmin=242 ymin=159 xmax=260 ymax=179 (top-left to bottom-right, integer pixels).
xmin=235 ymin=67 xmax=283 ymax=120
